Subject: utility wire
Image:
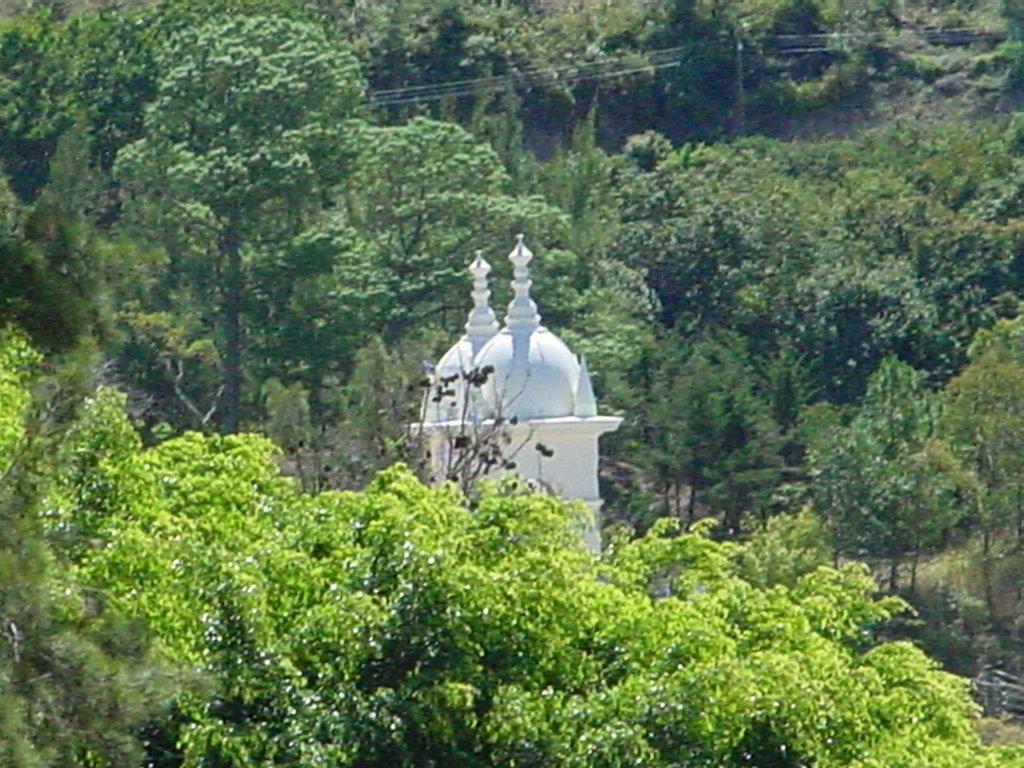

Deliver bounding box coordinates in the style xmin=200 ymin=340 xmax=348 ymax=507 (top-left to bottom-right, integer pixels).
xmin=771 ymin=47 xmax=834 ymax=55
xmin=371 ymin=46 xmax=695 ymax=107
xmin=372 ymin=60 xmax=688 ymax=106
xmin=369 ymin=24 xmax=1005 ymax=108
xmin=372 ymin=44 xmax=692 ymax=98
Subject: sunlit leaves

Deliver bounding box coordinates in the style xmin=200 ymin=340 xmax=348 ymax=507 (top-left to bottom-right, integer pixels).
xmin=0 ymin=327 xmax=37 ymax=468
xmin=57 ymin=411 xmax=1011 ymax=765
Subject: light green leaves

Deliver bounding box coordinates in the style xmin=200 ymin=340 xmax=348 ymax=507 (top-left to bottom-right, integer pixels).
xmin=53 ymin=403 xmax=1011 ymax=765
xmin=0 ymin=328 xmax=37 ymax=469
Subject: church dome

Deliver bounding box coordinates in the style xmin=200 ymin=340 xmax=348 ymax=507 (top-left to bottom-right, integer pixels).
xmin=475 ymin=326 xmax=580 ymax=420
xmin=423 ymin=235 xmax=598 ymax=424
xmin=419 ymin=234 xmax=620 ymax=554
xmin=421 ymin=252 xmax=498 ymax=423
xmin=422 ymin=336 xmax=475 ymax=423
xmin=473 ymin=235 xmax=589 ymax=421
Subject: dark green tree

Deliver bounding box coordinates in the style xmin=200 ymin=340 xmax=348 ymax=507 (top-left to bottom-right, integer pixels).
xmin=0 ymin=331 xmax=174 ymax=767
xmin=0 ymin=10 xmax=74 ymax=202
xmin=0 ymin=207 xmax=114 ymax=353
xmin=809 ymin=357 xmax=967 ymax=590
xmin=341 ymin=116 xmax=568 ymax=337
xmin=641 ymin=331 xmax=783 ymax=535
xmin=115 ymin=13 xmax=364 ymax=433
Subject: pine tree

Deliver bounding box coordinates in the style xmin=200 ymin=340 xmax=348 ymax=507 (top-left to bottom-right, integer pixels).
xmin=0 ymin=330 xmax=175 ymax=766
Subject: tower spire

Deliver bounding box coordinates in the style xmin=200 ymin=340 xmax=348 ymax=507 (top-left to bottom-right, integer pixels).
xmin=465 ymin=251 xmax=498 ymax=351
xmin=574 ymin=355 xmax=597 ymax=417
xmin=505 ymin=233 xmax=541 ymax=332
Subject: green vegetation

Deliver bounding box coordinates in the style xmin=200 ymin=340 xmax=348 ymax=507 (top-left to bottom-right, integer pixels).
xmin=6 ymin=0 xmax=1024 ymax=763
xmin=0 ymin=333 xmax=174 ymax=768
xmin=0 ymin=351 xmax=1018 ymax=764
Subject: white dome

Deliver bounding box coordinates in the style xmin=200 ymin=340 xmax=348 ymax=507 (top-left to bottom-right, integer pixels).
xmin=421 ymin=236 xmax=598 ymax=425
xmin=422 ymin=336 xmax=475 ymax=423
xmin=422 ymin=252 xmax=499 ymax=423
xmin=475 ymin=326 xmax=581 ymax=420
xmin=418 ymin=235 xmax=621 ymax=554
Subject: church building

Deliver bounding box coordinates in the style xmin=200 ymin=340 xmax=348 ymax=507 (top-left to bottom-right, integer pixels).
xmin=420 ymin=235 xmax=621 ymax=551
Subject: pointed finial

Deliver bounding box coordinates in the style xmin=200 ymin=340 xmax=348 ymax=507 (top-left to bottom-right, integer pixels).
xmin=574 ymin=355 xmax=597 ymax=417
xmin=466 ymin=250 xmax=499 ymax=350
xmin=506 ymin=234 xmax=541 ymax=332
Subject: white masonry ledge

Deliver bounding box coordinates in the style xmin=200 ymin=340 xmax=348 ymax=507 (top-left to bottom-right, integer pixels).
xmin=415 ymin=414 xmax=623 ymax=435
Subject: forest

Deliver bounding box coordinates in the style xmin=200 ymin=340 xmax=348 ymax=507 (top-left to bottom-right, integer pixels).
xmin=6 ymin=0 xmax=1024 ymax=764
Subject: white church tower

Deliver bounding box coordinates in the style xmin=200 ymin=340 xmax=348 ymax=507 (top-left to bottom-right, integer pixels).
xmin=420 ymin=235 xmax=621 ymax=551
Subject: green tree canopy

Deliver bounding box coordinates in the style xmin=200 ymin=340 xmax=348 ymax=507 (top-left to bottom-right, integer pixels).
xmin=342 ymin=116 xmax=570 ymax=335
xmin=39 ymin=390 xmax=1013 ymax=766
xmin=809 ymin=357 xmax=968 ymax=590
xmin=115 ymin=13 xmax=364 ymax=432
xmin=0 ymin=331 xmax=174 ymax=767
xmin=941 ymin=318 xmax=1024 ymax=555
xmin=639 ymin=330 xmax=783 ymax=534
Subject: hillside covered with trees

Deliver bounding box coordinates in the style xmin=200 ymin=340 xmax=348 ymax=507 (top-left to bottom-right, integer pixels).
xmin=6 ymin=0 xmax=1024 ymax=763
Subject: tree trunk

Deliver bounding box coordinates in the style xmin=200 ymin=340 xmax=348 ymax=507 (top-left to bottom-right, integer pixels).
xmin=665 ymin=480 xmax=678 ymax=520
xmin=982 ymin=527 xmax=996 ymax=613
xmin=220 ymin=218 xmax=243 ymax=434
xmin=1017 ymin=485 xmax=1023 ymax=545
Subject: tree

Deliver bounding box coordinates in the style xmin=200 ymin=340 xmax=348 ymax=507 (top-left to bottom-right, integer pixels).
xmin=942 ymin=347 xmax=1024 ymax=550
xmin=342 ymin=117 xmax=569 ymax=337
xmin=938 ymin=322 xmax=1024 ymax=614
xmin=115 ymin=13 xmax=364 ymax=433
xmin=0 ymin=10 xmax=74 ymax=203
xmin=809 ymin=357 xmax=967 ymax=590
xmin=640 ymin=331 xmax=783 ymax=536
xmin=636 ymin=0 xmax=735 ymax=143
xmin=734 ymin=509 xmax=832 ymax=589
xmin=612 ymin=133 xmax=1021 ymax=406
xmin=0 ymin=331 xmax=174 ymax=767
xmin=53 ymin=404 xmax=1017 ymax=765
xmin=0 ymin=207 xmax=115 ymax=353
xmin=238 ymin=116 xmax=575 ymax=438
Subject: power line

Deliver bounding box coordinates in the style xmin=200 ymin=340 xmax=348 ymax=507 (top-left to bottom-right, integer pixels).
xmin=371 ymin=44 xmax=692 ymax=98
xmin=368 ymin=24 xmax=1006 ymax=108
xmin=370 ymin=59 xmax=688 ymax=107
xmin=370 ymin=45 xmax=695 ymax=107
xmin=771 ymin=47 xmax=834 ymax=55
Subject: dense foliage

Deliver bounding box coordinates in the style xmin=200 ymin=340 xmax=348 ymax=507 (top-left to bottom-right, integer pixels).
xmin=6 ymin=0 xmax=1024 ymax=761
xmin=0 ymin=359 xmax=1014 ymax=765
xmin=0 ymin=333 xmax=173 ymax=768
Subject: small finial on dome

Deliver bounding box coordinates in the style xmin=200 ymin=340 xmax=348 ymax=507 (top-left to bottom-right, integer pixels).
xmin=574 ymin=355 xmax=597 ymax=417
xmin=506 ymin=234 xmax=541 ymax=332
xmin=466 ymin=250 xmax=499 ymax=350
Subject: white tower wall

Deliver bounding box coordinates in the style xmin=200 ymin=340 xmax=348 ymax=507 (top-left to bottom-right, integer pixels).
xmin=419 ymin=236 xmax=621 ymax=553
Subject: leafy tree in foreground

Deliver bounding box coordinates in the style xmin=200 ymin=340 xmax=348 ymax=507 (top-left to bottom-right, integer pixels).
xmin=48 ymin=392 xmax=1018 ymax=766
xmin=733 ymin=508 xmax=832 ymax=589
xmin=0 ymin=331 xmax=173 ymax=767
